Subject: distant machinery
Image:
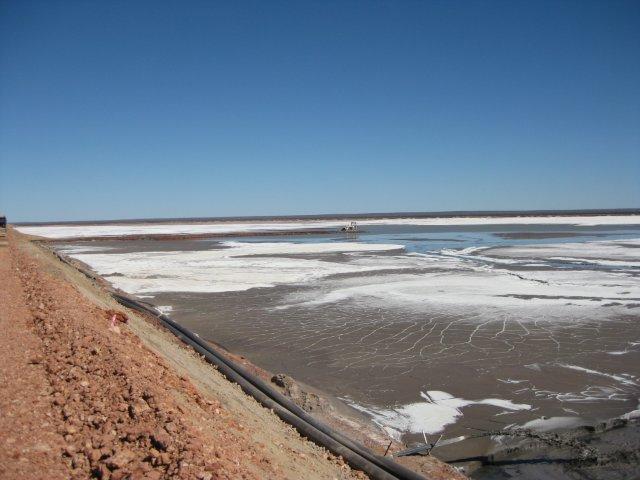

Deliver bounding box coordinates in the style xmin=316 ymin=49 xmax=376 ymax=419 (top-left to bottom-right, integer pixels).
xmin=341 ymin=221 xmax=358 ymax=233
xmin=0 ymin=215 xmax=6 ymax=229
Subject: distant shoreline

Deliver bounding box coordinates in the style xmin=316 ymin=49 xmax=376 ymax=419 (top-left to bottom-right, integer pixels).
xmin=31 ymin=230 xmax=337 ymax=242
xmin=13 ymin=213 xmax=640 ymax=240
xmin=13 ymin=207 xmax=640 ymax=226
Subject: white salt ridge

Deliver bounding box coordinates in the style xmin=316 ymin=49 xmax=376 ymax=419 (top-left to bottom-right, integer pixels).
xmin=524 ymin=363 xmax=543 ymax=372
xmin=348 ymin=391 xmax=531 ymax=439
xmin=556 ymin=363 xmax=638 ymax=386
xmin=69 ymin=241 xmax=405 ymax=294
xmin=482 ymin=239 xmax=640 ymax=266
xmin=517 ymin=416 xmax=588 ymax=432
xmin=526 ymin=363 xmax=638 ymax=403
xmin=552 ymin=257 xmax=640 ymax=268
xmin=16 ymin=215 xmax=640 ymax=239
xmin=278 ymin=265 xmax=640 ymax=312
xmin=442 ymin=240 xmax=640 ymax=271
xmin=621 ymin=402 xmax=640 ymax=421
xmin=607 ymin=341 xmax=640 ymax=355
xmin=622 ymin=409 xmax=640 ymax=420
xmin=533 ymin=385 xmax=629 ymax=403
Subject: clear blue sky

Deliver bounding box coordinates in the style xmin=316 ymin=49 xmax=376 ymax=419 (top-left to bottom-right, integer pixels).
xmin=1 ymin=0 xmax=639 ymax=222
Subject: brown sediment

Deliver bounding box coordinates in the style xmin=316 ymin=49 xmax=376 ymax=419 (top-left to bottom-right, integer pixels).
xmin=1 ymin=227 xmax=465 ymax=479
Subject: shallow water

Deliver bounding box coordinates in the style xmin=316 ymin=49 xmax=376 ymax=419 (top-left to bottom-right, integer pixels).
xmin=52 ymin=221 xmax=640 ymax=458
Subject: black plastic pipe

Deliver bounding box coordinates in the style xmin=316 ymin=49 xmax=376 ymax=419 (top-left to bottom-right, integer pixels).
xmin=114 ymin=296 xmax=401 ymax=480
xmin=113 ymin=293 xmax=427 ymax=480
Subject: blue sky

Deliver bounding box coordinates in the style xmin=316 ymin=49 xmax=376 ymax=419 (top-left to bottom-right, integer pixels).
xmin=1 ymin=0 xmax=639 ymax=222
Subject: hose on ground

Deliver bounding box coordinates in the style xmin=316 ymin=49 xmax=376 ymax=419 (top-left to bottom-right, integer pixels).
xmin=112 ymin=293 xmax=427 ymax=480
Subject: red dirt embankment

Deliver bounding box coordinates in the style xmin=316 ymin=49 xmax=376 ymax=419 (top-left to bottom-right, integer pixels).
xmin=0 ymin=231 xmax=367 ymax=480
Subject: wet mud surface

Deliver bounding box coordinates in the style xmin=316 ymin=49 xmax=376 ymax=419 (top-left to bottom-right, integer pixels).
xmin=469 ymin=415 xmax=640 ymax=479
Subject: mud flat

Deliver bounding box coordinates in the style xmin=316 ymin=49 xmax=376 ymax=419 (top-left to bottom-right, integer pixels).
xmin=470 ymin=412 xmax=640 ymax=479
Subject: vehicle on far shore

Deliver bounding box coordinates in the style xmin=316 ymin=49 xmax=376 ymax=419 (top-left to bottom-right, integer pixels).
xmin=341 ymin=221 xmax=358 ymax=233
